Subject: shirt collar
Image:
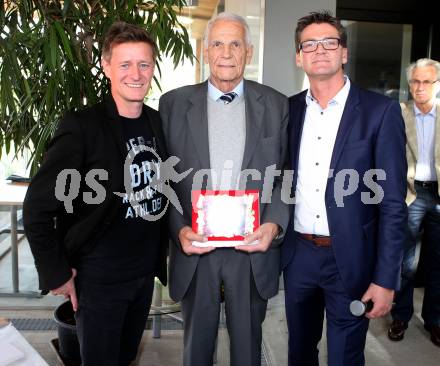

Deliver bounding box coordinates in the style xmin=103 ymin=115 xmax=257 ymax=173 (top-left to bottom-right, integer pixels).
xmin=414 ymin=103 xmax=436 ymax=118
xmin=208 ymin=79 xmax=244 ymax=101
xmin=306 ymin=76 xmax=351 ymax=107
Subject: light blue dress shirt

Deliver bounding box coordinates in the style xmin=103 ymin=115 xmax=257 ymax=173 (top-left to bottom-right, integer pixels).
xmin=414 ymin=103 xmax=437 ymax=181
xmin=208 ymin=80 xmax=244 ymax=102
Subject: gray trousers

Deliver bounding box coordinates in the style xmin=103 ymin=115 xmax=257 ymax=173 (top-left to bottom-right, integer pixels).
xmin=181 ymin=249 xmax=268 ymax=366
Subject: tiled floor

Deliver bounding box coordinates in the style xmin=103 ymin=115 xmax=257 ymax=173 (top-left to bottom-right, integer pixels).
xmin=0 ymin=229 xmax=439 ymax=365
xmin=2 ymin=292 xmax=440 ymax=366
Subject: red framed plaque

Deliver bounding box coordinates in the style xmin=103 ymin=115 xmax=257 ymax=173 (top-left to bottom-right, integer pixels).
xmin=191 ymin=190 xmax=260 ymax=247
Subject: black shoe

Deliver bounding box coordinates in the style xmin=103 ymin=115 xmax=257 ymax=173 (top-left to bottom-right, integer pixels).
xmin=428 ymin=325 xmax=440 ymax=347
xmin=388 ymin=320 xmax=408 ymax=341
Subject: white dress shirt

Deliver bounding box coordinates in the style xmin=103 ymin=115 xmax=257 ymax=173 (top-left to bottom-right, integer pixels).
xmin=294 ymin=78 xmax=351 ymax=236
xmin=414 ymin=103 xmax=437 ymax=181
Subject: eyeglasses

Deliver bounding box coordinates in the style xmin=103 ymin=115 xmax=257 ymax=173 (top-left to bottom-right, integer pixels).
xmin=408 ymin=79 xmax=439 ymax=87
xmin=299 ymin=38 xmax=341 ymax=53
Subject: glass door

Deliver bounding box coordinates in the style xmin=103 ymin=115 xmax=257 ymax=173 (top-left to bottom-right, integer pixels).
xmin=342 ymin=20 xmax=412 ymax=103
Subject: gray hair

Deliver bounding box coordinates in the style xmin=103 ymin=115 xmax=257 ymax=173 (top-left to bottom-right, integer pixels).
xmin=406 ymin=58 xmax=440 ymax=83
xmin=203 ymin=12 xmax=252 ymax=48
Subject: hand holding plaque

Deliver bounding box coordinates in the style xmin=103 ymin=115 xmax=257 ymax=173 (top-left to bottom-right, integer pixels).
xmin=191 ymin=190 xmax=260 ymax=247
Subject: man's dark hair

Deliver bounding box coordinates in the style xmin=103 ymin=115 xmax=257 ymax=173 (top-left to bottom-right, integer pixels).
xmin=102 ymin=21 xmax=158 ymax=61
xmin=295 ymin=10 xmax=347 ymax=53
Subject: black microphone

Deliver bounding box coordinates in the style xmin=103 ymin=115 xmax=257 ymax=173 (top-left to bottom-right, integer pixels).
xmin=350 ymin=300 xmax=374 ymax=316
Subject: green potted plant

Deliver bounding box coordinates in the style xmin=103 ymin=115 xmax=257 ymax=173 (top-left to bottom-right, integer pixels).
xmin=0 ymin=0 xmax=194 ymax=175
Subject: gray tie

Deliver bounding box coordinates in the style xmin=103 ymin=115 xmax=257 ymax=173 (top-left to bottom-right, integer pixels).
xmin=219 ymin=92 xmax=237 ymax=104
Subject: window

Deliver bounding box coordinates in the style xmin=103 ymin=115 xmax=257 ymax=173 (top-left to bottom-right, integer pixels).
xmin=342 ymin=20 xmax=412 ymax=102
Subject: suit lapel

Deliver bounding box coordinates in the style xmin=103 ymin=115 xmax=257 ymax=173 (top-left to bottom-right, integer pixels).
xmin=291 ymin=92 xmax=307 ymax=174
xmin=329 ymin=84 xmax=361 ymax=170
xmin=242 ymin=80 xmax=264 ymax=170
xmin=187 ymin=82 xmax=211 ymax=168
xmin=404 ymin=101 xmax=418 ymax=160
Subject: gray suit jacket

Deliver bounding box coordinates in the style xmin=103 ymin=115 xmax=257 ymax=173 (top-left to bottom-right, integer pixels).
xmin=159 ymin=79 xmax=290 ymax=301
xmin=401 ymin=99 xmax=440 ymax=205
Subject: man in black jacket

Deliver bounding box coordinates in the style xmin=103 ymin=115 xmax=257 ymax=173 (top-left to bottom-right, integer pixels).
xmin=23 ymin=21 xmax=168 ymax=366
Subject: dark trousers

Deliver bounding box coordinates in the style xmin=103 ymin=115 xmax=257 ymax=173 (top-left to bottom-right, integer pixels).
xmin=74 ymin=275 xmax=154 ymax=366
xmin=283 ymin=235 xmax=369 ymax=366
xmin=392 ymin=185 xmax=440 ymax=326
xmin=181 ymin=249 xmax=267 ymax=366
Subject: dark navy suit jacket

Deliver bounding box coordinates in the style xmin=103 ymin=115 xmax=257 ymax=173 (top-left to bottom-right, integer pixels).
xmin=282 ymin=83 xmax=408 ymax=299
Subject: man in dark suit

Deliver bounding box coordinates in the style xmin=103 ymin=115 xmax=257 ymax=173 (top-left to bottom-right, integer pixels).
xmin=23 ymin=22 xmax=168 ymax=366
xmin=281 ymin=11 xmax=407 ymax=365
xmin=159 ymin=12 xmax=289 ymax=366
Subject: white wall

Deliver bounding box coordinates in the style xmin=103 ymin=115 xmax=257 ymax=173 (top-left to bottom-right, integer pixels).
xmin=262 ymin=0 xmax=336 ymax=96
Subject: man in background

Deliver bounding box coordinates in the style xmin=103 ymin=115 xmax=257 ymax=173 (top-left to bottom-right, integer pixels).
xmin=388 ymin=58 xmax=440 ymax=347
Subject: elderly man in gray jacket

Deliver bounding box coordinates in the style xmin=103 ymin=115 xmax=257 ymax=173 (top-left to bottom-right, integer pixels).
xmin=159 ymin=12 xmax=289 ymax=366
